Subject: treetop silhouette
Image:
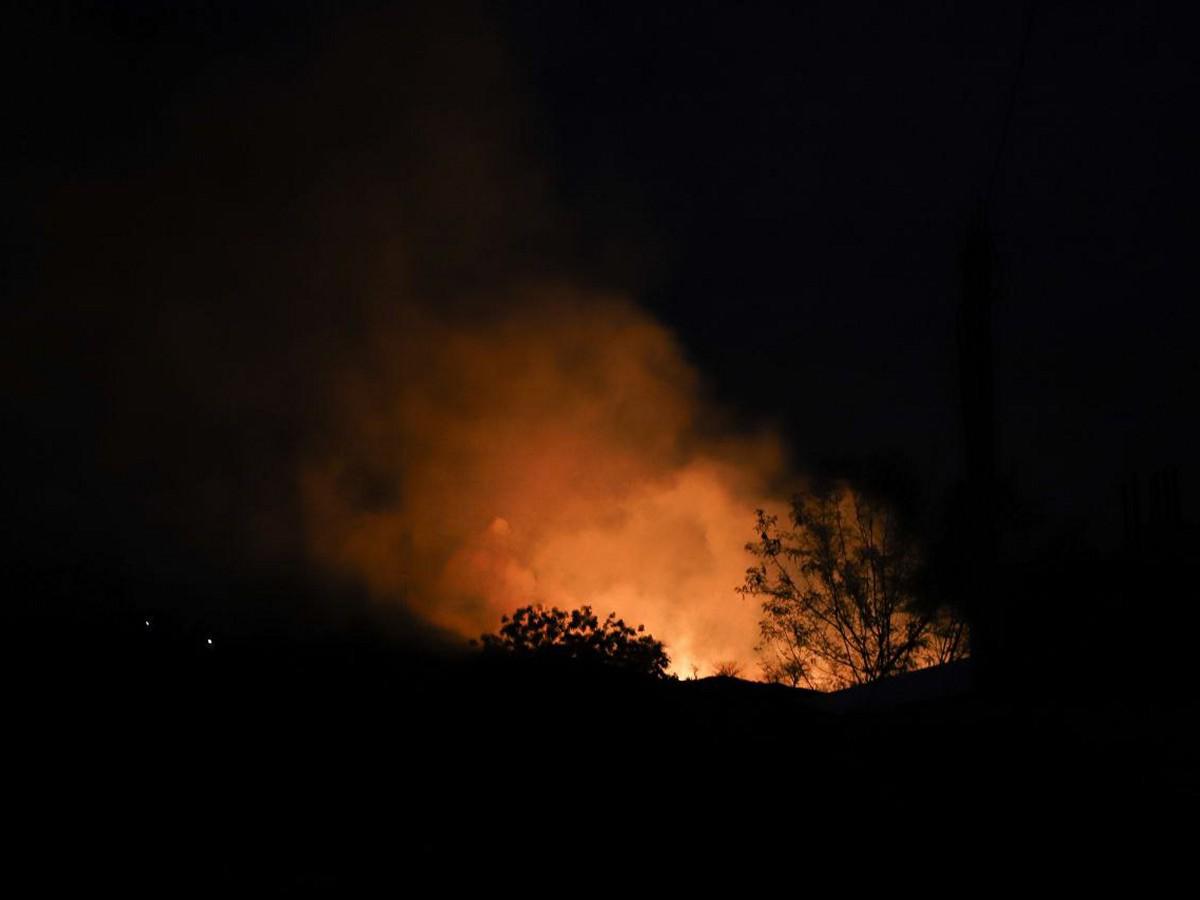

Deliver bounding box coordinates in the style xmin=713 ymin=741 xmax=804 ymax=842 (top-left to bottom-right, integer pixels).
xmin=477 ymin=604 xmax=671 ymax=679
xmin=740 ymin=482 xmax=968 ymax=690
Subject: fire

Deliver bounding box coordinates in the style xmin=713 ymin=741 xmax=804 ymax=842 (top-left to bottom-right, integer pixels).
xmin=300 ymin=285 xmax=789 ymax=677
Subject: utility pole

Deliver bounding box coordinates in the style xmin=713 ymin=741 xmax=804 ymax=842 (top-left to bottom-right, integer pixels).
xmin=958 ymin=221 xmax=1003 ymax=689
xmin=958 ymin=1 xmax=1037 ymax=692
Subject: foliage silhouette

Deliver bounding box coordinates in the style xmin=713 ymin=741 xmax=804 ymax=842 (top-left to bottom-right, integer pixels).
xmin=477 ymin=604 xmax=672 ymax=679
xmin=739 ymin=481 xmax=968 ymax=690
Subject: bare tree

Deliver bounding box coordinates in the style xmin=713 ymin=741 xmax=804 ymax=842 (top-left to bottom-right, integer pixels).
xmin=739 ymin=482 xmax=968 ymax=690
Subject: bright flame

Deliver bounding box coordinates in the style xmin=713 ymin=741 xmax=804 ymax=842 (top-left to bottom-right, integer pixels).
xmin=301 ymin=286 xmax=789 ymax=676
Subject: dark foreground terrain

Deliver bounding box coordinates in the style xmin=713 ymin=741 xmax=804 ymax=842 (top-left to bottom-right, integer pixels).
xmin=9 ymin=593 xmax=1198 ymax=891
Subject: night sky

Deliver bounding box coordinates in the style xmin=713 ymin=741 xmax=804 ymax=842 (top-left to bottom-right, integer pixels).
xmin=5 ymin=0 xmax=1199 ymax=642
xmin=512 ymin=1 xmax=1200 ymax=531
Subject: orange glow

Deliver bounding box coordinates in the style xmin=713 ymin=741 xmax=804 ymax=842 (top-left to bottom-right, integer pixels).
xmin=300 ymin=286 xmax=790 ymax=677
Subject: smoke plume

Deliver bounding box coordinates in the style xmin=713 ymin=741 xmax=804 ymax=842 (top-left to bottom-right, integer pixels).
xmin=301 ymin=288 xmax=787 ymax=675
xmin=6 ymin=3 xmax=794 ymax=675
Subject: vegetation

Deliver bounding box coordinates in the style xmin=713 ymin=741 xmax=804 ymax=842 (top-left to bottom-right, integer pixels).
xmin=477 ymin=604 xmax=672 ymax=679
xmin=739 ymin=481 xmax=968 ymax=690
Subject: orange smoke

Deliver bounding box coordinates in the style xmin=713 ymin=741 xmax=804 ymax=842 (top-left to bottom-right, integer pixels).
xmin=300 ymin=286 xmax=789 ymax=677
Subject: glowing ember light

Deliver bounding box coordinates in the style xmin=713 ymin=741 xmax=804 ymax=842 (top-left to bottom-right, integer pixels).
xmin=301 ymin=291 xmax=789 ymax=678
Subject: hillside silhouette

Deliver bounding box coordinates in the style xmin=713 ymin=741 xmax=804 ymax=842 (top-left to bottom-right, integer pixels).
xmin=10 ymin=566 xmax=1197 ymax=888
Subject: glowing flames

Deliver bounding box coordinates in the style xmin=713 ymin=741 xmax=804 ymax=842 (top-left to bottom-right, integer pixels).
xmin=300 ymin=286 xmax=788 ymax=677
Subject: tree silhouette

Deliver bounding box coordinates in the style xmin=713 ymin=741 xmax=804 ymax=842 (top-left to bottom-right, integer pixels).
xmin=477 ymin=604 xmax=672 ymax=679
xmin=739 ymin=482 xmax=968 ymax=690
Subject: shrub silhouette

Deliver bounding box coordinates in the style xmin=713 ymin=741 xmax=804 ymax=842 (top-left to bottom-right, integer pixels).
xmin=740 ymin=482 xmax=968 ymax=690
xmin=478 ymin=604 xmax=671 ymax=679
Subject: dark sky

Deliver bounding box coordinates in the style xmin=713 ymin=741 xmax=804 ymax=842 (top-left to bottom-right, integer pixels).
xmin=5 ymin=1 xmax=1198 ymax=624
xmin=506 ymin=1 xmax=1200 ymax=532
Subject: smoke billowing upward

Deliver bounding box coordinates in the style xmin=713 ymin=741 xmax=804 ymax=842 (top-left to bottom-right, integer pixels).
xmin=303 ymin=289 xmax=787 ymax=675
xmin=5 ymin=4 xmax=795 ymax=674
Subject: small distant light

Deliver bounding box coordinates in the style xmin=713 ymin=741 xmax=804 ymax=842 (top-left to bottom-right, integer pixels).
xmin=206 ymin=638 xmax=213 ymax=646
xmin=145 ymin=619 xmax=151 ymax=627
